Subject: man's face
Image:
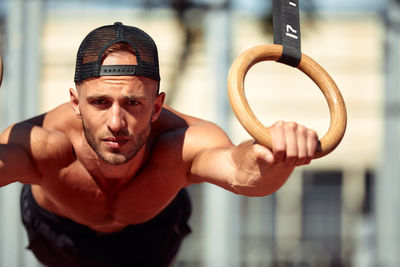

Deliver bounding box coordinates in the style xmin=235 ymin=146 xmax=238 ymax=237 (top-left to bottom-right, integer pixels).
xmin=72 ymin=51 xmax=163 ymax=165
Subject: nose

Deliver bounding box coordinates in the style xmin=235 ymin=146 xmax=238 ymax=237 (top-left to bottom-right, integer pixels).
xmin=107 ymin=103 xmax=126 ymax=132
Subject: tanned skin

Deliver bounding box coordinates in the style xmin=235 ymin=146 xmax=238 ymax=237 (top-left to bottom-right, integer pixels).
xmin=0 ymin=50 xmax=318 ymax=233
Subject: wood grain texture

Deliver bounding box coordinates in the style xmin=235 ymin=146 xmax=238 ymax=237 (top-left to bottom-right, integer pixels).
xmin=227 ymin=44 xmax=347 ymax=159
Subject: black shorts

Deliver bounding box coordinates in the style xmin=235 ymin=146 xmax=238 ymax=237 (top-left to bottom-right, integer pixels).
xmin=20 ymin=185 xmax=191 ymax=267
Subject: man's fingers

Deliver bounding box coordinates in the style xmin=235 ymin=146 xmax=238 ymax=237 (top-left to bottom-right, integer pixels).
xmin=268 ymin=121 xmax=318 ymax=166
xmin=284 ymin=122 xmax=298 ymax=165
xmin=269 ymin=121 xmax=286 ymax=161
xmin=295 ymin=125 xmax=308 ymax=166
xmin=306 ymin=129 xmax=318 ymax=163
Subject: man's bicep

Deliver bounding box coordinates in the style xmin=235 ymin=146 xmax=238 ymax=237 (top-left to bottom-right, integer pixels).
xmin=189 ymin=146 xmax=236 ymax=189
xmin=186 ymin=122 xmax=236 ymax=188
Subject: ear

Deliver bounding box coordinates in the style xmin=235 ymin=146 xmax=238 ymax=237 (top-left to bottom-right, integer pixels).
xmin=69 ymin=88 xmax=82 ymax=119
xmin=151 ymin=92 xmax=165 ymax=123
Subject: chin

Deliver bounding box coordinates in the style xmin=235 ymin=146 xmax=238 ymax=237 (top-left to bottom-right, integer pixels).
xmin=98 ymin=152 xmax=131 ymax=166
xmin=106 ymin=158 xmax=130 ymax=166
xmin=96 ymin=142 xmax=143 ymax=166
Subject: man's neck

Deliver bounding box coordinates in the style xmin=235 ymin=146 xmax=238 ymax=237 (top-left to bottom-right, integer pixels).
xmin=79 ymin=137 xmax=149 ymax=195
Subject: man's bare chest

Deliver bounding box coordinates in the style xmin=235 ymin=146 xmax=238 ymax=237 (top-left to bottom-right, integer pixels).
xmin=34 ymin=159 xmax=187 ymax=232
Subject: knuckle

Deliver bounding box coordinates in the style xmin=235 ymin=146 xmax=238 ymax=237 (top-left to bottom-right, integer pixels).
xmin=297 ymin=125 xmax=307 ymax=135
xmin=272 ymin=120 xmax=285 ymax=129
xmin=286 ymin=121 xmax=297 ymax=131
xmin=307 ymin=129 xmax=318 ymax=139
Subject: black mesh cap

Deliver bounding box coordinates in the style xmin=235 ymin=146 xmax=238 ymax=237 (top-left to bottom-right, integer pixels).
xmin=74 ymin=22 xmax=160 ymax=83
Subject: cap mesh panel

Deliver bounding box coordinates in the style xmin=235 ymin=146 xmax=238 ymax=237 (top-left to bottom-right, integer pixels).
xmin=74 ymin=23 xmax=160 ymax=82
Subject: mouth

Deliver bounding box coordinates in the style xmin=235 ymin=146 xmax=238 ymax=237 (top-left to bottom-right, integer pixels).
xmin=102 ymin=137 xmax=130 ymax=149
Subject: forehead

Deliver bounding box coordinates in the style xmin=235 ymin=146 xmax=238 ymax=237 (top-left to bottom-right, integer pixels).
xmin=79 ymin=76 xmax=157 ymax=97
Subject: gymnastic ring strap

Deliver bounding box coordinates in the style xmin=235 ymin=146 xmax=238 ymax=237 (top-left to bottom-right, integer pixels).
xmin=273 ymin=0 xmax=302 ymax=67
xmin=227 ymin=44 xmax=347 ymax=159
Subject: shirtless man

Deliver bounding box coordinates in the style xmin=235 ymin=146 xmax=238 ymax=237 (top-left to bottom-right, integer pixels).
xmin=0 ymin=22 xmax=318 ymax=266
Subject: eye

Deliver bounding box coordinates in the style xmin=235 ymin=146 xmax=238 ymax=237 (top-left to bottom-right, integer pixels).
xmin=91 ymin=99 xmax=108 ymax=106
xmin=126 ymin=99 xmax=141 ymax=106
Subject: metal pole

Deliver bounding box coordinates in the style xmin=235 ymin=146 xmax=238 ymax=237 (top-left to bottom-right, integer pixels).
xmin=21 ymin=0 xmax=41 ymax=119
xmin=1 ymin=0 xmax=42 ymax=266
xmin=203 ymin=0 xmax=240 ymax=266
xmin=375 ymin=1 xmax=400 ymax=266
xmin=0 ymin=0 xmax=24 ymax=265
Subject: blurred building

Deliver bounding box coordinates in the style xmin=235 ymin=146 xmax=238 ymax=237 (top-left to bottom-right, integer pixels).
xmin=0 ymin=0 xmax=391 ymax=266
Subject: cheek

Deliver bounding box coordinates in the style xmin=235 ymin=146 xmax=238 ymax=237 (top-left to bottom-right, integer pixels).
xmin=124 ymin=118 xmax=148 ymax=135
xmin=139 ymin=111 xmax=154 ymax=127
xmin=128 ymin=107 xmax=153 ymax=125
xmin=82 ymin=113 xmax=106 ymax=133
xmin=126 ymin=117 xmax=142 ymax=132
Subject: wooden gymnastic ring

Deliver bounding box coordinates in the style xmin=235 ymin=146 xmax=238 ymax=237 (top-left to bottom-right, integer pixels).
xmin=227 ymin=44 xmax=347 ymax=159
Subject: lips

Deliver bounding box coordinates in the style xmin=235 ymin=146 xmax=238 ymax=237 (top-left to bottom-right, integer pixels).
xmin=102 ymin=137 xmax=129 ymax=149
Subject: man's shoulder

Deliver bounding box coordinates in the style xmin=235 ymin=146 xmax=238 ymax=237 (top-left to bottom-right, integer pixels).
xmin=184 ymin=120 xmax=233 ymax=150
xmin=1 ymin=121 xmax=74 ymax=166
xmin=154 ymin=106 xmax=228 ymax=143
xmin=152 ymin=108 xmax=233 ymax=163
xmin=154 ymin=105 xmax=226 ymax=135
xmin=25 ymin=102 xmax=81 ymax=135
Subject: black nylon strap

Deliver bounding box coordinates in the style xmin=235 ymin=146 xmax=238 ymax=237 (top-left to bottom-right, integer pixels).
xmin=100 ymin=65 xmax=137 ymax=76
xmin=273 ymin=0 xmax=302 ymax=67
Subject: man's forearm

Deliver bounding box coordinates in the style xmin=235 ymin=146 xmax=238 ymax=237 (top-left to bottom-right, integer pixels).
xmin=229 ymin=140 xmax=294 ymax=197
xmin=0 ymin=144 xmax=39 ymax=187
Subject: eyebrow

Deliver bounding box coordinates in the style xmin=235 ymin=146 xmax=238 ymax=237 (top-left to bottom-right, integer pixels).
xmin=86 ymin=94 xmax=147 ymax=100
xmin=125 ymin=94 xmax=147 ymax=101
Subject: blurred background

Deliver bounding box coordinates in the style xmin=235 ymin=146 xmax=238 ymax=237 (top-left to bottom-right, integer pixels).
xmin=0 ymin=0 xmax=396 ymax=266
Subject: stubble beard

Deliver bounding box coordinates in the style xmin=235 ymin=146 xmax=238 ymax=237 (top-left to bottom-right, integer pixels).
xmin=82 ymin=120 xmax=151 ymax=166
